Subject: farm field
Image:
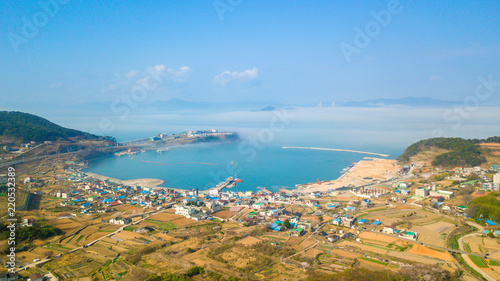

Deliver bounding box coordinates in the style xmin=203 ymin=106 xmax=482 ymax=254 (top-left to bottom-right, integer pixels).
xmin=211 ymin=210 xmax=238 ymax=220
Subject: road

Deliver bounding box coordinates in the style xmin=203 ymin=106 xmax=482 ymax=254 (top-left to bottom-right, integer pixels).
xmin=457 ymin=221 xmax=495 ymax=281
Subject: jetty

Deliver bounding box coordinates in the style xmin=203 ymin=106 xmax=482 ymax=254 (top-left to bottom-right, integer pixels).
xmin=282 ymin=146 xmax=390 ymax=157
xmin=208 ymin=177 xmax=236 ymax=194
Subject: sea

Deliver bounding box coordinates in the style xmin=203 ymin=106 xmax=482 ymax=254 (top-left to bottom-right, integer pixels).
xmin=84 ymin=141 xmax=401 ymax=193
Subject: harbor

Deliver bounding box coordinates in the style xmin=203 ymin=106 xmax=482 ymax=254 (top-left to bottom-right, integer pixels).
xmin=208 ymin=176 xmax=242 ymax=194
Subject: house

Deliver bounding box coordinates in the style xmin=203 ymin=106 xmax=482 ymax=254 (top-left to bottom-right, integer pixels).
xmin=429 ymin=190 xmax=454 ymax=200
xmin=264 ymin=209 xmax=278 ymax=217
xmin=326 ymin=202 xmax=342 ymax=209
xmin=56 ymin=190 xmax=70 ymax=199
xmin=343 ymin=206 xmax=357 ymax=212
xmin=28 ymin=273 xmax=44 ymax=281
xmin=361 ymin=199 xmax=372 ymax=207
xmin=134 ymin=226 xmax=155 ymax=234
xmin=24 ymin=177 xmax=32 ymax=184
xmin=383 ymin=225 xmax=397 ymax=234
xmin=327 ymin=234 xmax=340 ymax=243
xmin=332 ymin=218 xmax=341 ymax=226
xmin=252 ymin=202 xmax=267 ymax=209
xmin=341 ymin=216 xmax=356 ymax=227
xmin=399 ymin=230 xmax=419 ymax=241
xmin=20 ymin=218 xmax=34 ymax=227
xmin=109 ymin=216 xmax=132 ymax=225
xmin=58 ymin=213 xmax=75 ymax=219
xmin=175 ymin=205 xmax=196 ymax=217
xmin=415 ymin=188 xmax=430 ymax=197
xmin=292 ymin=227 xmax=305 ymax=236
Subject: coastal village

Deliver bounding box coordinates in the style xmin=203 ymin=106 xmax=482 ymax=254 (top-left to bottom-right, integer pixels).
xmin=4 ymin=149 xmax=500 ymax=280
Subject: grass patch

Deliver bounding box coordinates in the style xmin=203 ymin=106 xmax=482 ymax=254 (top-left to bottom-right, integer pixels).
xmin=144 ymin=220 xmax=176 ymax=230
xmin=66 ymin=235 xmax=76 ymax=243
xmin=463 ymin=243 xmax=471 ymax=253
xmin=360 ymin=257 xmax=388 ymax=266
xmin=97 ymin=229 xmax=116 ymax=232
xmin=123 ymin=226 xmax=137 ymax=231
xmin=489 ymin=260 xmax=500 ymax=266
xmin=75 ymin=235 xmax=84 ymax=243
xmin=469 ymin=255 xmax=488 ymax=268
xmin=356 ymin=213 xmax=368 ymax=218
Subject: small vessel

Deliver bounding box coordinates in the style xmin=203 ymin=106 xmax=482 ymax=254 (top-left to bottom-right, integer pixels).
xmin=234 ymin=178 xmax=243 ymax=183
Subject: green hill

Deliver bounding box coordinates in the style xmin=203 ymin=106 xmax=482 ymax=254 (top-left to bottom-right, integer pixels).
xmin=398 ymin=137 xmax=500 ymax=167
xmin=0 ymin=111 xmax=101 ymax=143
xmin=468 ymin=192 xmax=500 ymax=222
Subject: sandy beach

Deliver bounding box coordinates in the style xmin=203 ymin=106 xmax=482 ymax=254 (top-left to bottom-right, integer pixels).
xmin=293 ymin=158 xmax=399 ymax=193
xmin=84 ymin=172 xmax=165 ymax=188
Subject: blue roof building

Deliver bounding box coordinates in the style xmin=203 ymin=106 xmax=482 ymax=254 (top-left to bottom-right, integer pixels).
xmin=486 ymin=220 xmax=497 ymax=226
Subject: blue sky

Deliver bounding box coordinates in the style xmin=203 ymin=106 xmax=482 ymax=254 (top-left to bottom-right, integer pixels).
xmin=1 ymin=0 xmax=499 ymax=107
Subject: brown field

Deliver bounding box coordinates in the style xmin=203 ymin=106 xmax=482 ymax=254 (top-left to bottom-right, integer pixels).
xmin=237 ymin=236 xmax=262 ymax=246
xmin=148 ymin=212 xmax=183 ymax=222
xmin=472 ymin=191 xmax=490 ymax=198
xmin=170 ymin=217 xmax=199 ymax=227
xmin=115 ymin=204 xmax=144 ymax=211
xmin=358 ymin=232 xmax=398 ymax=244
xmin=153 ymin=233 xmax=175 ymax=241
xmin=211 ymin=210 xmax=237 ymax=220
xmin=338 ymin=241 xmax=388 ymax=255
xmin=113 ymin=230 xmax=149 ymax=241
xmin=480 ymin=143 xmax=500 ymax=148
xmin=407 ymin=245 xmax=453 ymax=261
xmin=330 ymin=248 xmax=362 ymax=259
xmin=302 ymin=247 xmax=324 ymax=258
xmin=388 ymin=250 xmax=445 ymax=264
xmin=396 ymin=206 xmax=415 ymax=210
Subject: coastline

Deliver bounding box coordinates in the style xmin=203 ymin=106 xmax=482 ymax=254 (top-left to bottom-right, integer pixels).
xmin=84 ymin=171 xmax=169 ymax=190
xmin=291 ymin=158 xmax=400 ymax=193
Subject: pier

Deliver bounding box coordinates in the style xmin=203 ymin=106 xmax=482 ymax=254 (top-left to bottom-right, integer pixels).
xmin=282 ymin=146 xmax=390 ymax=157
xmin=208 ymin=177 xmax=236 ymax=194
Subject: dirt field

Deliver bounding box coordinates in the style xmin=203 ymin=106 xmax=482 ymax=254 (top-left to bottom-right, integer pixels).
xmin=115 ymin=205 xmax=144 ymax=212
xmin=237 ymin=236 xmax=262 ymax=246
xmin=338 ymin=241 xmax=388 ymax=255
xmin=358 ymin=232 xmax=398 ymax=244
xmin=148 ymin=212 xmax=184 ymax=222
xmin=153 ymin=233 xmax=175 ymax=241
xmin=170 ymin=217 xmax=199 ymax=227
xmin=330 ymin=248 xmax=362 ymax=259
xmin=211 ymin=210 xmax=237 ymax=220
xmin=407 ymin=245 xmax=453 ymax=261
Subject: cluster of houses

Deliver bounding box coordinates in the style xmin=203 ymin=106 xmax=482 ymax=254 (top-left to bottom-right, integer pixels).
xmin=51 ymin=172 xmax=183 ymax=216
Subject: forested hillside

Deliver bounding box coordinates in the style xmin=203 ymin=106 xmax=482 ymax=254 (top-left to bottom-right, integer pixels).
xmin=0 ymin=111 xmax=100 ymax=143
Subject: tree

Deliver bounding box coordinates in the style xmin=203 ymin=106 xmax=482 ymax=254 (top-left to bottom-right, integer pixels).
xmin=318 ymin=216 xmax=324 ymax=222
xmin=283 ymin=219 xmax=291 ymax=230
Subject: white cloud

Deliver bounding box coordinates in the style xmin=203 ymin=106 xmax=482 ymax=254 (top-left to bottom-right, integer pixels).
xmin=429 ymin=75 xmax=442 ymax=82
xmin=214 ymin=67 xmax=259 ymax=86
xmin=126 ymin=70 xmax=139 ymax=79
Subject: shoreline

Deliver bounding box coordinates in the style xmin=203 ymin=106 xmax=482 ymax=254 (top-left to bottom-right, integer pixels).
xmin=291 ymin=158 xmax=400 ymax=193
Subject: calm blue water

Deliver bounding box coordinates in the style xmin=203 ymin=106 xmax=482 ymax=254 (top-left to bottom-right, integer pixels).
xmin=84 ymin=142 xmax=398 ymax=192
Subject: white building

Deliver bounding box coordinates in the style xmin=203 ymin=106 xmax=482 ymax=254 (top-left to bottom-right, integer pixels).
xmin=383 ymin=226 xmax=396 ymax=234
xmin=494 ymin=173 xmax=500 ymax=190
xmin=175 ymin=205 xmax=196 ymax=217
